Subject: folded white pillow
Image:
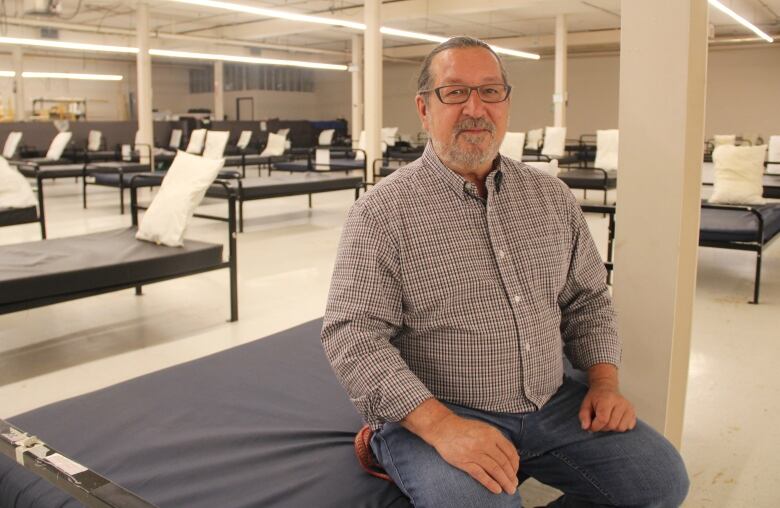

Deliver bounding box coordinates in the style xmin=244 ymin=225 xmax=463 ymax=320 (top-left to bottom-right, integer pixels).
xmin=0 ymin=156 xmax=37 ymax=208
xmin=169 ymin=129 xmax=183 ymax=149
xmin=260 ymin=132 xmax=286 ymax=157
xmin=541 ymin=126 xmax=566 ymax=158
xmin=525 ymin=128 xmax=543 ymax=150
xmin=500 ymin=132 xmax=526 ymax=161
xmin=709 ymin=144 xmax=767 ymax=205
xmin=595 ymin=129 xmax=619 ymax=171
xmin=88 ymin=130 xmax=102 ymax=152
xmin=382 ymin=127 xmax=399 ymax=147
xmin=3 ymin=132 xmax=22 ymax=159
xmin=186 ymin=129 xmax=207 ymax=154
xmin=354 ymin=130 xmax=366 ymax=160
xmin=318 ymin=129 xmax=335 ymax=146
xmin=767 ymin=135 xmax=780 ymax=175
xmin=136 ymin=151 xmax=225 ymax=247
xmin=202 ymin=130 xmax=230 ymax=159
xmin=713 ymin=134 xmax=736 ymax=147
xmin=237 ymin=130 xmax=252 ymax=150
xmin=46 ymin=132 xmax=72 ymax=160
xmin=525 ymin=158 xmax=559 ymax=177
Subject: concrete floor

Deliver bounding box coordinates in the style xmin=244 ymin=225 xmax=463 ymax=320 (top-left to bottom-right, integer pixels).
xmin=0 ymin=177 xmax=778 ymax=507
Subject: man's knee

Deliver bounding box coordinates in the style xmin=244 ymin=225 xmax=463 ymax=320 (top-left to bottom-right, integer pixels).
xmin=612 ymin=422 xmax=690 ymax=507
xmin=372 ymin=424 xmax=520 ymax=508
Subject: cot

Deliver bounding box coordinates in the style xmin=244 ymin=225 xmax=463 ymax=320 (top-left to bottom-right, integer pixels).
xmin=272 ymin=147 xmax=366 ymax=174
xmin=583 ymin=202 xmax=780 ymax=303
xmin=0 ymin=319 xmax=407 ymax=508
xmin=0 ymin=179 xmax=238 ymax=320
xmin=0 ymin=205 xmax=43 ymax=237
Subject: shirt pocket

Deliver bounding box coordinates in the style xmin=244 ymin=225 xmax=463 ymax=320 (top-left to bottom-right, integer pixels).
xmin=515 ymin=233 xmax=570 ymax=302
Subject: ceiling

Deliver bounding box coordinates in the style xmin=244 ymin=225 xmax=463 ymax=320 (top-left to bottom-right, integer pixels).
xmin=1 ymin=0 xmax=778 ymax=64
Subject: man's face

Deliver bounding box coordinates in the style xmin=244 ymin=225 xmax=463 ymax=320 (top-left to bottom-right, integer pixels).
xmin=415 ymin=47 xmax=510 ymax=170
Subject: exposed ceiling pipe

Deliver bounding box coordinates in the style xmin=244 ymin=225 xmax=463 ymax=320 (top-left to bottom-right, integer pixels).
xmin=0 ymin=15 xmax=349 ymax=56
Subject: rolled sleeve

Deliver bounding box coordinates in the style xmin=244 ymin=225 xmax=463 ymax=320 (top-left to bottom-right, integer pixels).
xmin=558 ymin=197 xmax=621 ymax=371
xmin=322 ymin=202 xmax=433 ymax=429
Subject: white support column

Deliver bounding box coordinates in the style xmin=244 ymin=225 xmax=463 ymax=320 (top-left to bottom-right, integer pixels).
xmin=553 ymin=14 xmax=567 ymax=127
xmin=12 ymin=47 xmax=25 ymax=121
xmin=364 ymin=0 xmax=381 ymax=185
xmin=213 ymin=60 xmax=224 ymax=120
xmin=614 ymin=0 xmax=708 ymax=448
xmin=351 ymin=34 xmax=364 ymax=149
xmin=136 ymin=1 xmax=154 ymax=165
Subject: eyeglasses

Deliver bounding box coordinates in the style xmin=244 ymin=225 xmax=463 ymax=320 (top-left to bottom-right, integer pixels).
xmin=420 ymin=83 xmax=512 ymax=104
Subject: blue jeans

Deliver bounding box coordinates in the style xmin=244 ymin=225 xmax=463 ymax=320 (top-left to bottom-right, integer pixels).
xmin=371 ymin=378 xmax=689 ymax=507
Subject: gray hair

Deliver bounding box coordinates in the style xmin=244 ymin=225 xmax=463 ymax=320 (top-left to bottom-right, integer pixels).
xmin=417 ymin=36 xmax=509 ymax=98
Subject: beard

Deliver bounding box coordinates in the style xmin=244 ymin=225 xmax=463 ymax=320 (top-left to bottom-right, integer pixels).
xmin=431 ymin=116 xmax=502 ymax=169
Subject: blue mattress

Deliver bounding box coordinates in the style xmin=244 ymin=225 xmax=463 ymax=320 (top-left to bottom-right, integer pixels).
xmin=0 ymin=319 xmax=408 ymax=508
xmin=274 ymin=158 xmax=365 ymax=172
xmin=700 ymin=203 xmax=780 ymax=243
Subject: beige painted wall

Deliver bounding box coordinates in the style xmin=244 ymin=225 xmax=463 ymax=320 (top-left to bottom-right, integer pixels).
xmin=2 ymin=44 xmax=777 ymax=140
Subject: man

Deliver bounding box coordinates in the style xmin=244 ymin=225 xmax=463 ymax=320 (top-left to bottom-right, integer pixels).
xmin=322 ymin=36 xmax=689 ymax=507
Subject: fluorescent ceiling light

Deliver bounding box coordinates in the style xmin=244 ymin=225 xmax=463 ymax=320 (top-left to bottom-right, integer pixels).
xmin=0 ymin=71 xmax=123 ymax=80
xmin=171 ymin=0 xmax=541 ymax=60
xmin=708 ymin=0 xmax=774 ymax=43
xmin=0 ymin=36 xmax=138 ymax=53
xmin=0 ymin=37 xmax=347 ymax=70
xmin=171 ymin=0 xmax=365 ymax=30
xmin=24 ymin=72 xmax=123 ymax=80
xmin=150 ymin=49 xmax=349 ymax=70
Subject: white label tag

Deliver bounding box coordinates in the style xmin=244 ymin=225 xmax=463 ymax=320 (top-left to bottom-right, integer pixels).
xmin=1 ymin=430 xmax=27 ymax=444
xmin=45 ymin=453 xmax=88 ymax=476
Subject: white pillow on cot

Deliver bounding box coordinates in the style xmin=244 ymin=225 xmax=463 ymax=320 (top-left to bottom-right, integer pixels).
xmin=708 ymin=144 xmax=767 ymax=205
xmin=136 ymin=151 xmax=225 ymax=247
xmin=0 ymin=156 xmax=37 ymax=208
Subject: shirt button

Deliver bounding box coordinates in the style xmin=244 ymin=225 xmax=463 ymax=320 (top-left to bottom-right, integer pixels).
xmin=513 ymin=295 xmax=520 ymax=303
xmin=525 ymin=342 xmax=531 ymax=351
xmin=498 ymin=250 xmax=506 ymax=259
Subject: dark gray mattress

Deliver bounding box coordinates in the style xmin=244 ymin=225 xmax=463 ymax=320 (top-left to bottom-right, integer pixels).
xmin=0 ymin=206 xmax=37 ymax=227
xmin=0 ymin=228 xmax=222 ymax=306
xmin=558 ymin=169 xmax=618 ymax=190
xmin=0 ymin=319 xmax=408 ymax=508
xmin=273 ymin=158 xmax=365 ymax=172
xmin=206 ymin=173 xmax=364 ymax=200
xmin=87 ymin=162 xmax=151 ymax=174
xmin=17 ymin=163 xmax=86 ymax=179
xmin=11 ymin=158 xmax=73 ymax=168
xmin=700 ymin=203 xmax=780 ymax=243
xmin=223 ymin=154 xmax=285 ymax=167
xmin=85 ymin=150 xmax=119 ymax=162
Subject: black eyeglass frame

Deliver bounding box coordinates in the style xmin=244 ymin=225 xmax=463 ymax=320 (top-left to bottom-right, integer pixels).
xmin=419 ymin=83 xmax=513 ymax=104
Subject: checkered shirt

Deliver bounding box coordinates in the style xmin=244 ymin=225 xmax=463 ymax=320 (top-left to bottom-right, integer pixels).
xmin=322 ymin=143 xmax=620 ymax=430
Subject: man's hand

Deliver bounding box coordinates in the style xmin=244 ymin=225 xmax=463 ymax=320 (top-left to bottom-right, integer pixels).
xmin=579 ymin=363 xmax=636 ymax=432
xmin=401 ymin=399 xmax=520 ymax=495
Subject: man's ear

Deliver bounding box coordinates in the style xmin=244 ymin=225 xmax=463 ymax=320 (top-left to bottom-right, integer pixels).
xmin=415 ymin=95 xmax=429 ymax=131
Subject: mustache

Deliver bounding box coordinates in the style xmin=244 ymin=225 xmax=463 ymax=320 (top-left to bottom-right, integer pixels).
xmin=455 ymin=117 xmax=496 ymax=134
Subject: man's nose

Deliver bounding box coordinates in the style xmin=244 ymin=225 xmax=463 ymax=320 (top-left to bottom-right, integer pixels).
xmin=461 ymin=88 xmax=488 ymax=117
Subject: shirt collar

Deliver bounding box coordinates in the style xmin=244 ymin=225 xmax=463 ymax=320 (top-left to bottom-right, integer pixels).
xmin=422 ymin=142 xmax=504 ymax=201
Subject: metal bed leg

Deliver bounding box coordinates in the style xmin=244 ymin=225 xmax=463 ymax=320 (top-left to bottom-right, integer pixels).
xmin=751 ymin=249 xmax=762 ymax=304
xmin=239 ymin=199 xmax=244 ymax=233
xmin=355 ymin=187 xmax=360 ymax=200
xmin=82 ymin=174 xmax=87 ymax=209
xmin=135 ymin=285 xmax=143 ymax=295
xmin=37 ymin=175 xmax=47 ymax=239
xmin=228 ymin=193 xmax=238 ymax=322
xmin=119 ymin=176 xmax=125 ymax=215
xmin=308 ymin=193 xmax=312 ymax=208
